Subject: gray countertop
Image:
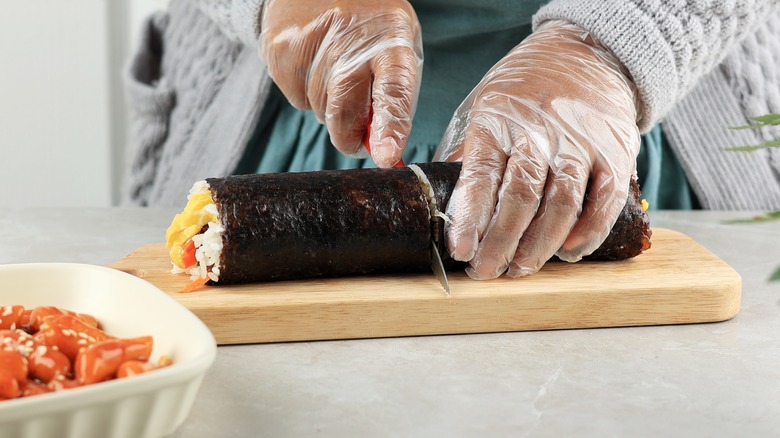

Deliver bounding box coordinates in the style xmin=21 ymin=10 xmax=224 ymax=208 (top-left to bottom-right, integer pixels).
xmin=1 ymin=209 xmax=778 ymax=437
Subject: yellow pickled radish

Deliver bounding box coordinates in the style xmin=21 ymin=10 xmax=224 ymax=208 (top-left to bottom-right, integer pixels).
xmin=165 ymin=191 xmax=218 ymax=268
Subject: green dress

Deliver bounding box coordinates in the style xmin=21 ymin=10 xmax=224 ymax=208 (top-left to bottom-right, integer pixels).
xmin=236 ymin=0 xmax=696 ymax=210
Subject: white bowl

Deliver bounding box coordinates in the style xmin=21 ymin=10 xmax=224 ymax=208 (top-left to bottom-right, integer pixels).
xmin=0 ymin=263 xmax=216 ymax=438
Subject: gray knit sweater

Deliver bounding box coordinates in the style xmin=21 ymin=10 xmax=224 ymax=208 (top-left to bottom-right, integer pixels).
xmin=124 ymin=0 xmax=780 ymax=210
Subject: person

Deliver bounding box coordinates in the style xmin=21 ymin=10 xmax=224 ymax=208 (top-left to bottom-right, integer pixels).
xmin=124 ymin=0 xmax=780 ymax=280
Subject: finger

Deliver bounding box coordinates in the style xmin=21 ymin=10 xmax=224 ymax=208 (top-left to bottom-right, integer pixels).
xmin=556 ymin=163 xmax=628 ymax=261
xmin=261 ymin=42 xmax=312 ymax=111
xmin=507 ymin=151 xmax=589 ymax=277
xmin=305 ymin=46 xmax=337 ymax=123
xmin=325 ymin=64 xmax=372 ymax=156
xmin=445 ymin=118 xmax=507 ymax=263
xmin=369 ymin=45 xmax=421 ymax=167
xmin=259 ymin=5 xmax=347 ymax=110
xmin=434 ymin=104 xmax=474 ymax=162
xmin=466 ymin=139 xmax=547 ymax=280
xmin=259 ymin=11 xmax=331 ymax=112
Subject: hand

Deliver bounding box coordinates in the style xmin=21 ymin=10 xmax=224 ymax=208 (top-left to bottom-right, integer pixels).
xmin=435 ymin=20 xmax=641 ymax=279
xmin=259 ymin=0 xmax=423 ymax=168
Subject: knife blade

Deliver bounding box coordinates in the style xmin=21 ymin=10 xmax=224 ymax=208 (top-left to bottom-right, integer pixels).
xmin=430 ymin=240 xmax=451 ymax=296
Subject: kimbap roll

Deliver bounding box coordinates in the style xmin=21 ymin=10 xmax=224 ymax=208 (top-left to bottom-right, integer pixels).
xmin=165 ymin=162 xmax=651 ymax=290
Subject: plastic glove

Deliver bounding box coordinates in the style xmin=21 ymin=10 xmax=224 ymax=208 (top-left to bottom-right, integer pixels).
xmin=259 ymin=0 xmax=423 ymax=168
xmin=434 ymin=20 xmax=641 ymax=280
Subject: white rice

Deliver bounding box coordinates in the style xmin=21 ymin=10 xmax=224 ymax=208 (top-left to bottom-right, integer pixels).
xmin=188 ymin=180 xmax=210 ymax=199
xmin=407 ymin=164 xmax=450 ymax=223
xmin=190 ymin=221 xmax=224 ymax=282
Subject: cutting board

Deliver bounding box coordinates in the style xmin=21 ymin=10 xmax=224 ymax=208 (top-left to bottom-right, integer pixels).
xmin=109 ymin=228 xmax=741 ymax=345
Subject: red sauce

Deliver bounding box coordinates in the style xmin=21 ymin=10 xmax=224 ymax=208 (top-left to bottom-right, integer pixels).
xmin=0 ymin=305 xmax=171 ymax=401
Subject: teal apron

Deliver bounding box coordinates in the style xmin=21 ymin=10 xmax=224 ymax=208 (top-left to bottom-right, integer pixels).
xmin=236 ymin=0 xmax=696 ymax=210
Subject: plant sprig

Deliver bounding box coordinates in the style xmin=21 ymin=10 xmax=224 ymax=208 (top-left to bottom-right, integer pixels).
xmin=726 ymin=114 xmax=780 ymax=282
xmin=724 ymin=210 xmax=780 ymax=224
xmin=730 ymin=113 xmax=780 ymax=129
xmin=724 ymin=138 xmax=780 ymax=152
xmin=725 ymin=210 xmax=780 ymax=282
xmin=771 ymin=266 xmax=780 ymax=282
xmin=726 ymin=114 xmax=780 ymax=151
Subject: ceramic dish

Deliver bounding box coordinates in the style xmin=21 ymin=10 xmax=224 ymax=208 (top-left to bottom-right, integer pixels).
xmin=0 ymin=263 xmax=217 ymax=438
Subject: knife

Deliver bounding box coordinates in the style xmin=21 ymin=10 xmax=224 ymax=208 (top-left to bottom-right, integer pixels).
xmin=363 ymin=107 xmax=450 ymax=294
xmin=430 ymin=239 xmax=451 ymax=296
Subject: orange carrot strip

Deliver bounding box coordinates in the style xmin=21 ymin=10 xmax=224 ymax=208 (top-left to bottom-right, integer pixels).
xmin=181 ymin=239 xmax=197 ymax=268
xmin=178 ymin=276 xmax=209 ymax=293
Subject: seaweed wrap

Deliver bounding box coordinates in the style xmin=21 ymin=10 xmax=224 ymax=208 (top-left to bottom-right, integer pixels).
xmin=165 ymin=163 xmax=651 ymax=287
xmin=211 ymin=167 xmax=432 ymax=283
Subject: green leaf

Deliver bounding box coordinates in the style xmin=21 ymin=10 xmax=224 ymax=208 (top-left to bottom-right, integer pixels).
xmin=750 ymin=114 xmax=780 ymax=125
xmin=724 ymin=137 xmax=780 ymax=152
xmin=731 ymin=114 xmax=780 ymax=130
xmin=730 ymin=125 xmax=762 ymax=131
xmin=724 ymin=210 xmax=780 ymax=224
xmin=769 ymin=266 xmax=780 ymax=282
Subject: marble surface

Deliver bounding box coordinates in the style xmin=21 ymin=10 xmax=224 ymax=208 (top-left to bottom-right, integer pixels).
xmin=1 ymin=209 xmax=778 ymax=437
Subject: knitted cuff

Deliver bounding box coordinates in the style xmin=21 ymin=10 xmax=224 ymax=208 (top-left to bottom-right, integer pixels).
xmin=230 ymin=0 xmax=266 ymax=47
xmin=197 ymin=0 xmax=266 ymax=48
xmin=533 ymin=0 xmax=677 ymax=132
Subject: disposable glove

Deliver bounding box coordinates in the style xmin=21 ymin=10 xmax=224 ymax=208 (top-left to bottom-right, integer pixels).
xmin=434 ymin=20 xmax=641 ymax=280
xmin=259 ymin=0 xmax=423 ymax=168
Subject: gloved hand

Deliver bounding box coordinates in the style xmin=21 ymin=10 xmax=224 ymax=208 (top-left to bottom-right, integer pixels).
xmin=434 ymin=20 xmax=641 ymax=280
xmin=259 ymin=0 xmax=423 ymax=168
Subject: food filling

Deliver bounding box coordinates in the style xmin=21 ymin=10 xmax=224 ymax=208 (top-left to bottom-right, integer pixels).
xmin=165 ymin=181 xmax=224 ymax=289
xmin=407 ymin=164 xmax=450 ymax=225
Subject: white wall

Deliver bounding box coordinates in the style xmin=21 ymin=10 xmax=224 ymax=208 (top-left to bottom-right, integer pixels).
xmin=0 ymin=0 xmax=167 ymax=208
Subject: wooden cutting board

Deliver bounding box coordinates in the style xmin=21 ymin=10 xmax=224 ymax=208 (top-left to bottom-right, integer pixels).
xmin=109 ymin=228 xmax=741 ymax=345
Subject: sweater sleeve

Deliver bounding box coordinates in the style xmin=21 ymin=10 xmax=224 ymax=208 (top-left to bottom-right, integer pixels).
xmin=196 ymin=0 xmax=266 ymax=48
xmin=533 ymin=1 xmax=778 ymax=132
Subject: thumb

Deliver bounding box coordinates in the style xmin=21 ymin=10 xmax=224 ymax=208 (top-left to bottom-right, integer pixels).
xmin=368 ymin=45 xmax=421 ymax=168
